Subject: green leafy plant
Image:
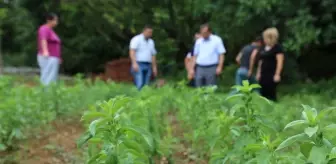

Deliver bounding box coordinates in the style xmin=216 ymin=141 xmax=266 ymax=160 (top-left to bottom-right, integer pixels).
xmin=277 ymin=105 xmax=336 ymax=163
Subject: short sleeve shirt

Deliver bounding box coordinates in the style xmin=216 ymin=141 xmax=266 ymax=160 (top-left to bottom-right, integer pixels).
xmin=129 ymin=34 xmax=156 ymax=63
xmin=259 ymin=44 xmax=284 ymax=74
xmin=240 ymin=44 xmax=258 ymax=68
xmin=193 ymin=34 xmax=226 ymax=66
xmin=185 ymin=46 xmax=194 ymax=58
xmin=37 ymin=25 xmax=61 ymax=58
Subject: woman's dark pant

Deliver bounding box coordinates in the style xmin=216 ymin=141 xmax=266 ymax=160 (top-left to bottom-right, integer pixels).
xmin=259 ymin=74 xmax=278 ymax=101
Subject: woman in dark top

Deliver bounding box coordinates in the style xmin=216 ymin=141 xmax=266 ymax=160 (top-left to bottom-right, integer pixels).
xmin=256 ymin=28 xmax=285 ymax=101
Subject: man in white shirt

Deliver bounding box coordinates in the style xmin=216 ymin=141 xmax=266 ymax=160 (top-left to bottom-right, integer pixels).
xmin=129 ymin=25 xmax=157 ymax=90
xmin=190 ymin=24 xmax=226 ymax=87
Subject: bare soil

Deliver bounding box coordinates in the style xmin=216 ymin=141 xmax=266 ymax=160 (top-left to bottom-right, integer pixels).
xmin=2 ymin=118 xmax=85 ymax=164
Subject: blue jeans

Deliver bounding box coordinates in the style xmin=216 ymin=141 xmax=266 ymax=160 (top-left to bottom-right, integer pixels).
xmin=131 ymin=62 xmax=152 ymax=90
xmin=37 ymin=55 xmax=60 ymax=86
xmin=230 ymin=67 xmax=259 ymax=95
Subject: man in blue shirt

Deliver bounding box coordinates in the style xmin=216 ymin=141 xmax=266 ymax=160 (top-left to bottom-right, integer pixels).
xmin=190 ymin=24 xmax=226 ymax=87
xmin=129 ymin=25 xmax=157 ymax=90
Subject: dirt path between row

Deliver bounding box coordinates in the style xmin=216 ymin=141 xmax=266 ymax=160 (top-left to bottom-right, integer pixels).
xmin=2 ymin=113 xmax=207 ymax=164
xmin=4 ymin=118 xmax=85 ymax=164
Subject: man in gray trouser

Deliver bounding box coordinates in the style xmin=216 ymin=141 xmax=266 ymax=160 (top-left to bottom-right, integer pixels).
xmin=189 ymin=24 xmax=226 ymax=87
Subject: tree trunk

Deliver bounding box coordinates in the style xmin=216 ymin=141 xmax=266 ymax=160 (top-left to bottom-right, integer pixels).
xmin=0 ymin=35 xmax=3 ymax=75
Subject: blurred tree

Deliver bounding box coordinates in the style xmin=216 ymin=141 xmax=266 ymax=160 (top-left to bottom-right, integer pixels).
xmin=0 ymin=2 xmax=9 ymax=74
xmin=0 ymin=0 xmax=335 ymax=80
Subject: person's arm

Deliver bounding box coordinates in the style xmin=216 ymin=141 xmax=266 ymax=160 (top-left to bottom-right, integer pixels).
xmin=216 ymin=38 xmax=226 ymax=74
xmin=218 ymin=54 xmax=224 ymax=70
xmin=248 ymin=49 xmax=259 ymax=75
xmin=275 ymin=53 xmax=284 ymax=76
xmin=236 ymin=52 xmax=242 ymax=65
xmin=191 ymin=41 xmax=200 ymax=72
xmin=129 ymin=37 xmax=139 ymax=71
xmin=151 ymin=41 xmax=158 ymax=76
xmin=39 ymin=28 xmax=49 ymax=56
xmin=185 ymin=53 xmax=191 ymax=71
xmin=256 ymin=60 xmax=262 ymax=81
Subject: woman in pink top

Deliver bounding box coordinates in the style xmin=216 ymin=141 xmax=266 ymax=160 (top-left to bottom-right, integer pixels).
xmin=37 ymin=13 xmax=61 ymax=85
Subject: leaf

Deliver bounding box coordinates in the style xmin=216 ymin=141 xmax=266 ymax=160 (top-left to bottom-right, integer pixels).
xmin=225 ymin=93 xmax=244 ymax=101
xmin=302 ymin=105 xmax=318 ymax=124
xmin=255 ymin=151 xmax=272 ymax=164
xmin=209 ymin=136 xmax=221 ymax=151
xmin=122 ymin=139 xmax=146 ymax=157
xmin=275 ymin=133 xmax=307 ymax=151
xmin=250 ymin=84 xmax=261 ymax=89
xmin=316 ymin=107 xmax=336 ymax=121
xmin=300 ymin=142 xmax=314 ymax=158
xmin=244 ymin=143 xmax=264 ymax=152
xmin=329 ymin=147 xmax=336 ymax=160
xmin=242 ymin=80 xmax=250 ymax=87
xmin=77 ymin=132 xmax=93 ymax=148
xmin=255 ymin=95 xmax=272 ymax=105
xmin=106 ymin=148 xmax=118 ymax=164
xmin=304 ymin=126 xmax=319 ymax=137
xmin=88 ymin=118 xmax=106 ymax=136
xmin=323 ymin=124 xmax=336 ymax=132
xmin=323 ymin=138 xmax=333 ymax=148
xmin=88 ymin=153 xmax=103 ymax=164
xmin=123 ymin=125 xmax=154 ymax=152
xmin=284 ymin=120 xmax=307 ymax=130
xmin=209 ymin=153 xmax=227 ymax=164
xmin=81 ymin=111 xmax=106 ymax=122
xmin=308 ymin=146 xmax=329 ymax=164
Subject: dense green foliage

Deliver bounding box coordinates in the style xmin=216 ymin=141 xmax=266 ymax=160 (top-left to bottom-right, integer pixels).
xmin=1 ymin=74 xmax=336 ymax=163
xmin=0 ymin=75 xmax=137 ymax=152
xmin=0 ymin=0 xmax=335 ymax=79
xmin=79 ymin=81 xmax=336 ymax=163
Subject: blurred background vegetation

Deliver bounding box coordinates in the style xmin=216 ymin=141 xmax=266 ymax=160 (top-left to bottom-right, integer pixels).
xmin=0 ymin=0 xmax=335 ymax=83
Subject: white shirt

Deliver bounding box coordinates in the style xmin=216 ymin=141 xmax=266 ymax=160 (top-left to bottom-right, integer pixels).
xmin=193 ymin=34 xmax=226 ymax=66
xmin=129 ymin=34 xmax=157 ymax=63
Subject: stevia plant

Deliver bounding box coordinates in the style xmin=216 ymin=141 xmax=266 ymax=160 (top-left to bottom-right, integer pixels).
xmin=79 ymin=96 xmax=157 ymax=164
xmin=209 ymin=80 xmax=285 ymax=164
xmin=226 ymin=80 xmax=276 ymax=138
xmin=276 ymin=105 xmax=336 ymax=163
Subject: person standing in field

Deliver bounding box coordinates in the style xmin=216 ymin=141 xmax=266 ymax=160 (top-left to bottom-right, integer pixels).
xmin=129 ymin=25 xmax=158 ymax=90
xmin=190 ymin=24 xmax=226 ymax=87
xmin=230 ymin=36 xmax=263 ymax=94
xmin=185 ymin=32 xmax=201 ymax=87
xmin=256 ymin=27 xmax=285 ymax=101
xmin=37 ymin=13 xmax=61 ymax=86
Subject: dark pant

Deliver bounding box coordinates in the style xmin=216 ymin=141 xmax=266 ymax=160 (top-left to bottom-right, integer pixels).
xmin=260 ymin=74 xmax=278 ymax=101
xmin=131 ymin=62 xmax=152 ymax=90
xmin=195 ymin=65 xmax=217 ymax=87
xmin=188 ymin=79 xmax=195 ymax=87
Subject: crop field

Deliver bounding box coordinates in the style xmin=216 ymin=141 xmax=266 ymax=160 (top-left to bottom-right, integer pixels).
xmin=1 ymin=75 xmax=336 ymax=164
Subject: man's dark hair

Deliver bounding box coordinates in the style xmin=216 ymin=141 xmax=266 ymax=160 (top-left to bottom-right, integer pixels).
xmin=254 ymin=36 xmax=263 ymax=43
xmin=46 ymin=12 xmax=57 ymax=21
xmin=200 ymin=23 xmax=212 ymax=32
xmin=143 ymin=25 xmax=153 ymax=30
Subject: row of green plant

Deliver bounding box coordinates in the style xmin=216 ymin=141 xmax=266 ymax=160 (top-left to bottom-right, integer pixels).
xmin=0 ymin=75 xmax=137 ymax=152
xmin=80 ymin=81 xmax=336 ymax=164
